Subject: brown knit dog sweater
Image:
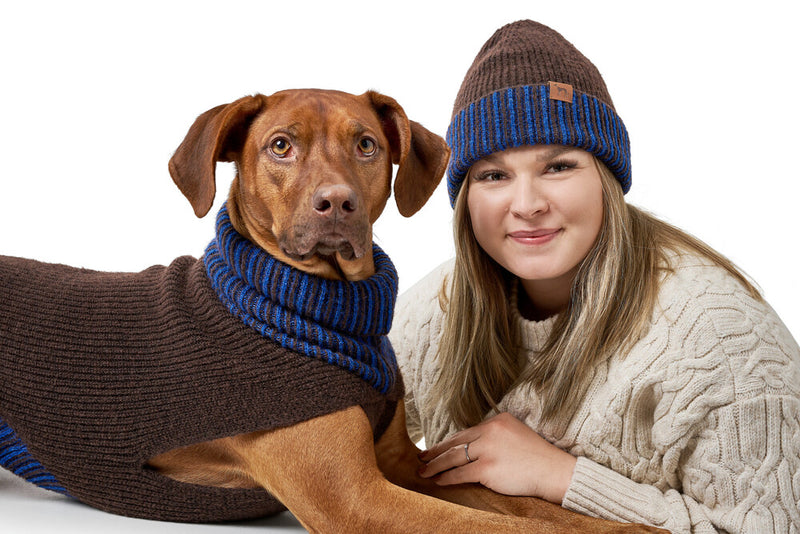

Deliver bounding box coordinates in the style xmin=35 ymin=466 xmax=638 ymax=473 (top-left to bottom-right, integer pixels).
xmin=0 ymin=208 xmax=402 ymax=522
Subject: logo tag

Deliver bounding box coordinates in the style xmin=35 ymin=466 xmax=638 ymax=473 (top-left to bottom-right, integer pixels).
xmin=549 ymin=81 xmax=573 ymax=103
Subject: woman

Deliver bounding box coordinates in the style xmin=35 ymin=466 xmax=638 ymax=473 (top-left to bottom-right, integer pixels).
xmin=388 ymin=20 xmax=800 ymax=533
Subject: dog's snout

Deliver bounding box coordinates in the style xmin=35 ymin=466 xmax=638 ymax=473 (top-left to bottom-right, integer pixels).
xmin=312 ymin=185 xmax=358 ymax=217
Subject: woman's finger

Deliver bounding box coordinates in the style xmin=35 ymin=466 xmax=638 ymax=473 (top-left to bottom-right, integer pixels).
xmin=418 ymin=441 xmax=477 ymax=478
xmin=432 ymin=458 xmax=484 ymax=487
xmin=418 ymin=428 xmax=477 ymax=461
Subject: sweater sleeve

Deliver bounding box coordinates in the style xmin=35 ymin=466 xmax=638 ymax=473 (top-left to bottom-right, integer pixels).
xmin=564 ymin=394 xmax=800 ymax=533
xmin=563 ymin=265 xmax=800 ymax=533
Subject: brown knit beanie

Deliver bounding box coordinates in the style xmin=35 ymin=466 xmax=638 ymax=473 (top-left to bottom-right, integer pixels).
xmin=446 ymin=20 xmax=631 ymax=205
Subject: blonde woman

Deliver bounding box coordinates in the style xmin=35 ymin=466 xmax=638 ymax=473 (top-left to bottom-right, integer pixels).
xmin=388 ymin=20 xmax=800 ymax=533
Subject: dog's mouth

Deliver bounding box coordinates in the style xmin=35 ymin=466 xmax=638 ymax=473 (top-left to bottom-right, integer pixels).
xmin=279 ymin=216 xmax=371 ymax=264
xmin=282 ymin=233 xmax=365 ymax=262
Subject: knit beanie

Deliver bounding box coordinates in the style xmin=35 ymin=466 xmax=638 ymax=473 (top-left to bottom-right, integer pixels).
xmin=446 ymin=20 xmax=631 ymax=206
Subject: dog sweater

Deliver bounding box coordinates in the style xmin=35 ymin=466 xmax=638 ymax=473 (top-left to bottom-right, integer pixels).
xmin=0 ymin=206 xmax=402 ymax=523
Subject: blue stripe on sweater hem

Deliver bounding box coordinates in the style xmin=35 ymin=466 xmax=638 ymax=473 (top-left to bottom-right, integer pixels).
xmin=0 ymin=417 xmax=70 ymax=496
xmin=446 ymin=83 xmax=632 ymax=205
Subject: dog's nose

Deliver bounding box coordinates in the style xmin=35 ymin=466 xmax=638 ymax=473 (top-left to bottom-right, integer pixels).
xmin=312 ymin=185 xmax=358 ymax=218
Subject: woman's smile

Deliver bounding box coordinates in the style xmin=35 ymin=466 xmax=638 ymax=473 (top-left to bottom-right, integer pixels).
xmin=507 ymin=228 xmax=562 ymax=245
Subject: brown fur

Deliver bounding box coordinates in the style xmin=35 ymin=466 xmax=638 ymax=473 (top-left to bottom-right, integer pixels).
xmin=152 ymin=89 xmax=666 ymax=533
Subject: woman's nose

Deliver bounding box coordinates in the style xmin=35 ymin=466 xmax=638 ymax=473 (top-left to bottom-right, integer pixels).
xmin=509 ymin=178 xmax=548 ymax=218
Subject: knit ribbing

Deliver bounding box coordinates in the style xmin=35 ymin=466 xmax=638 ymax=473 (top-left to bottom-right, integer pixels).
xmin=446 ymin=20 xmax=631 ymax=205
xmin=451 ymin=21 xmax=615 ymax=116
xmin=0 ymin=419 xmax=67 ymax=494
xmin=0 ymin=249 xmax=402 ymax=522
xmin=446 ymin=84 xmax=631 ymax=205
xmin=203 ymin=205 xmax=399 ymax=394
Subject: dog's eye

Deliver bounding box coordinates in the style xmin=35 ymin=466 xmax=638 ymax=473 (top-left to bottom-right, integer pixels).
xmin=270 ymin=138 xmax=292 ymax=157
xmin=358 ymin=137 xmax=376 ymax=157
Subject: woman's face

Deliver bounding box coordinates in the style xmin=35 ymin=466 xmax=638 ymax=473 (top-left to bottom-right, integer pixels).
xmin=467 ymin=145 xmax=603 ymax=306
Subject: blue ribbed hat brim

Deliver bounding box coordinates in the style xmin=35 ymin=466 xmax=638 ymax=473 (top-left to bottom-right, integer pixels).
xmin=446 ymin=84 xmax=631 ymax=206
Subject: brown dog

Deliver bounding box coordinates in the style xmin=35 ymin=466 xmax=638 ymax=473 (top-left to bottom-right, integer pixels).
xmin=0 ymin=89 xmax=665 ymax=533
xmin=155 ymin=88 xmax=665 ymax=532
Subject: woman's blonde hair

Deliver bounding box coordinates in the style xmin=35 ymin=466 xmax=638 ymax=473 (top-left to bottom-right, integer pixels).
xmin=434 ymin=159 xmax=761 ymax=428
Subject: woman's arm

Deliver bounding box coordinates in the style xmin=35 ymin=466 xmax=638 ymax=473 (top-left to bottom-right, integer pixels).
xmin=419 ymin=391 xmax=800 ymax=533
xmin=564 ymin=395 xmax=800 ymax=533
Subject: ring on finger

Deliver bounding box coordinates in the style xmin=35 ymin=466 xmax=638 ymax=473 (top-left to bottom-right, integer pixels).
xmin=464 ymin=443 xmax=473 ymax=463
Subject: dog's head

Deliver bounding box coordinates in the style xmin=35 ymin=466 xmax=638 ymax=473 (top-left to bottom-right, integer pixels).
xmin=169 ymin=89 xmax=449 ymax=280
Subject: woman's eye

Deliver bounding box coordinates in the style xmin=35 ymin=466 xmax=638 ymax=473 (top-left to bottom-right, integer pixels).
xmin=270 ymin=138 xmax=292 ymax=157
xmin=546 ymin=160 xmax=577 ymax=173
xmin=475 ymin=171 xmax=505 ymax=182
xmin=358 ymin=137 xmax=376 ymax=156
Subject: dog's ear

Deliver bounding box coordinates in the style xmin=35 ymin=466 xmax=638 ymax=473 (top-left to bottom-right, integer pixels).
xmin=169 ymin=94 xmax=269 ymax=218
xmin=365 ymin=91 xmax=450 ymax=217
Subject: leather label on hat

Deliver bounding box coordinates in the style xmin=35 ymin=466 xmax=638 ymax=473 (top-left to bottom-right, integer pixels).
xmin=549 ymin=81 xmax=573 ymax=103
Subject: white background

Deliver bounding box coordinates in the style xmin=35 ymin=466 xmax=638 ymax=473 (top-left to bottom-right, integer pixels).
xmin=1 ymin=1 xmax=798 ymax=532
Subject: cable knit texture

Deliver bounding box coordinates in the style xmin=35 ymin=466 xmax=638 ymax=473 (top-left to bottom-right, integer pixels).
xmin=0 ymin=226 xmax=402 ymax=521
xmin=389 ymin=254 xmax=800 ymax=533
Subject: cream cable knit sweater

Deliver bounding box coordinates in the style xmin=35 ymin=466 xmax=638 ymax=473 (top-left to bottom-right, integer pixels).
xmin=389 ymin=253 xmax=800 ymax=533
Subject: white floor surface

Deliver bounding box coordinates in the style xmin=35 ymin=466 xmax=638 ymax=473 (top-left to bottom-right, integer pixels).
xmin=0 ymin=469 xmax=307 ymax=533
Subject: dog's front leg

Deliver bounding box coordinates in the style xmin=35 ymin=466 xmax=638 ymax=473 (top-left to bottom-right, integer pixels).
xmin=374 ymin=403 xmax=667 ymax=533
xmin=229 ymin=405 xmax=575 ymax=533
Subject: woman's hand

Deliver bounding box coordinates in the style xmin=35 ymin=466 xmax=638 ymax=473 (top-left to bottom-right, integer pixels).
xmin=417 ymin=412 xmax=577 ymax=504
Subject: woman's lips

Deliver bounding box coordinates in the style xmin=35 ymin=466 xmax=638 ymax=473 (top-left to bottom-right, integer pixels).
xmin=507 ymin=228 xmax=561 ymax=245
